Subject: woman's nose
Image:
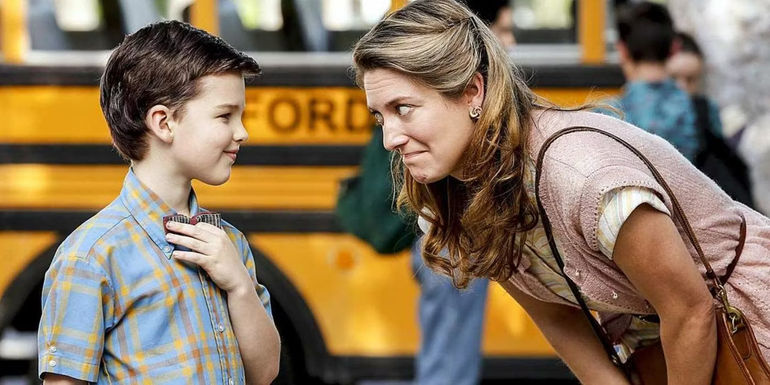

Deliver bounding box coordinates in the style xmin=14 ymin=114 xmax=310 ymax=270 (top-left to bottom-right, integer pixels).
xmin=383 ymin=131 xmax=409 ymax=152
xmin=382 ymin=122 xmax=408 ymax=152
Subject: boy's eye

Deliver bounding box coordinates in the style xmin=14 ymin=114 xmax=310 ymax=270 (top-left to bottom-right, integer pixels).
xmin=218 ymin=114 xmax=230 ymax=121
xmin=396 ymin=105 xmax=412 ymax=116
xmin=372 ymin=112 xmax=384 ymax=126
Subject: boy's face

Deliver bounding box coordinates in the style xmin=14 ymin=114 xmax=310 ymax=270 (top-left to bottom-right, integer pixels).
xmin=667 ymin=51 xmax=703 ymax=95
xmin=169 ymin=72 xmax=248 ymax=185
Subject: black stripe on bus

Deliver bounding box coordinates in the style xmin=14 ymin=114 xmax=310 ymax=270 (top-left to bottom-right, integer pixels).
xmin=0 ymin=210 xmax=342 ymax=233
xmin=0 ymin=64 xmax=624 ymax=88
xmin=328 ymin=356 xmax=576 ymax=381
xmin=0 ymin=144 xmax=364 ymax=166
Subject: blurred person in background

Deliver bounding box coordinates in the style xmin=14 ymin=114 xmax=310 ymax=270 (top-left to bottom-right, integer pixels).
xmin=394 ymin=1 xmax=516 ymax=384
xmin=409 ymin=2 xmax=516 ymax=384
xmin=353 ymin=0 xmax=770 ymax=382
xmin=667 ymin=32 xmax=754 ymax=208
xmin=666 ymin=32 xmax=706 ymax=96
xmin=667 ymin=0 xmax=770 ymax=216
xmin=470 ymin=0 xmax=515 ymax=49
xmin=612 ymin=2 xmax=699 ymax=163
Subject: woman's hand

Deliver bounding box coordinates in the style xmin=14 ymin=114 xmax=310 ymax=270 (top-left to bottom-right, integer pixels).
xmin=165 ymin=221 xmax=252 ymax=295
xmin=500 ymin=281 xmax=632 ymax=384
xmin=614 ymin=204 xmax=717 ymax=385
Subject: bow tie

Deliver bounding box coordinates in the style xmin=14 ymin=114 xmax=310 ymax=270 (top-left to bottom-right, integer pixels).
xmin=163 ymin=212 xmax=222 ymax=233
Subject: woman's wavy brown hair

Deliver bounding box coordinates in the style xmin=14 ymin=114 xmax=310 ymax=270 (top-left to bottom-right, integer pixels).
xmin=352 ymin=0 xmax=543 ymax=288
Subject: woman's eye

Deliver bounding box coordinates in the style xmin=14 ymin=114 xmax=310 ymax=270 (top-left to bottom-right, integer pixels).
xmin=396 ymin=105 xmax=412 ymax=116
xmin=218 ymin=114 xmax=230 ymax=121
xmin=373 ymin=112 xmax=384 ymax=126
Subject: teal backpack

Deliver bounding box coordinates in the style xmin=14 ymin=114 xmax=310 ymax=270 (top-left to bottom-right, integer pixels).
xmin=335 ymin=129 xmax=416 ymax=254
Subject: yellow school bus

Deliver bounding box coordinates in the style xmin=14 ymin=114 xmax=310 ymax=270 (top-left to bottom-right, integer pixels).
xmin=0 ymin=0 xmax=622 ymax=383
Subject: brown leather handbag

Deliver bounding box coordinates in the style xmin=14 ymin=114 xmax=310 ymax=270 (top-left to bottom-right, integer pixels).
xmin=535 ymin=126 xmax=770 ymax=385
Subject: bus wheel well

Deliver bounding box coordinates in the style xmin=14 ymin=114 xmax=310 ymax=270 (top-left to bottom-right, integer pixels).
xmin=250 ymin=244 xmax=336 ymax=383
xmin=0 ymin=240 xmax=58 ymax=333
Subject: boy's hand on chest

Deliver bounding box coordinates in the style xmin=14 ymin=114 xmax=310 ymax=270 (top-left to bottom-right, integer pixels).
xmin=164 ymin=221 xmax=252 ymax=294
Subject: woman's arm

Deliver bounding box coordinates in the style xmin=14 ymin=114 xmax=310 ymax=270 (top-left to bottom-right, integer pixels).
xmin=613 ymin=204 xmax=716 ymax=385
xmin=501 ymin=282 xmax=630 ymax=384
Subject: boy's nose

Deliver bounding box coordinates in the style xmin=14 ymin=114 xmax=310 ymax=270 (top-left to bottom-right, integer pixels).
xmin=234 ymin=121 xmax=249 ymax=143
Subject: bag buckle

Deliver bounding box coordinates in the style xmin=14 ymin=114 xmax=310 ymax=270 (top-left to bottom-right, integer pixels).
xmin=726 ymin=306 xmax=745 ymax=334
xmin=715 ymin=288 xmax=744 ymax=334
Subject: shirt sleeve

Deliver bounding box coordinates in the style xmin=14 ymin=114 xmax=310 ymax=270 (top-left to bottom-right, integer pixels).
xmin=596 ymin=186 xmax=671 ymax=259
xmin=237 ymin=232 xmax=273 ymax=320
xmin=37 ymin=251 xmax=113 ymax=382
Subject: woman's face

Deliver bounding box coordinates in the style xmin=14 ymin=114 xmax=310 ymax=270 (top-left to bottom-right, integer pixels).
xmin=363 ymin=68 xmax=481 ymax=184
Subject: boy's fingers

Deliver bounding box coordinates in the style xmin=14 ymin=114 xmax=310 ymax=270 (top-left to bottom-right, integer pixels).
xmin=195 ymin=222 xmax=222 ymax=235
xmin=172 ymin=250 xmax=206 ymax=266
xmin=166 ymin=233 xmax=210 ymax=254
xmin=166 ymin=221 xmax=214 ymax=240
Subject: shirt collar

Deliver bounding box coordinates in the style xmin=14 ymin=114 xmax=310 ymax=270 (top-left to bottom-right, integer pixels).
xmin=119 ymin=168 xmax=201 ymax=259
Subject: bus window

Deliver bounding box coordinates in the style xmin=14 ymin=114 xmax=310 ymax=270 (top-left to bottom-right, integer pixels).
xmin=220 ymin=0 xmax=389 ymax=52
xmin=231 ymin=0 xmax=283 ymax=30
xmin=52 ymin=0 xmax=100 ymax=31
xmin=29 ymin=0 xmax=118 ymax=50
xmin=322 ymin=0 xmax=389 ymax=51
xmin=219 ymin=0 xmax=291 ymax=51
xmin=512 ymin=0 xmax=577 ymax=44
xmin=28 ymin=0 xmax=170 ymax=51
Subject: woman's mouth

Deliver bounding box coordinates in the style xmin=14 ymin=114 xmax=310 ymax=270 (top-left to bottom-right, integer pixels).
xmin=403 ymin=151 xmax=426 ymax=160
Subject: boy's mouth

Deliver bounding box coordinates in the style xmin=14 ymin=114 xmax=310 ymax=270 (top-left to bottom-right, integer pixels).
xmin=224 ymin=149 xmax=239 ymax=162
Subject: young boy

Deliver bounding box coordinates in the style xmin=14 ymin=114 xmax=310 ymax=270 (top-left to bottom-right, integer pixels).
xmin=37 ymin=20 xmax=280 ymax=385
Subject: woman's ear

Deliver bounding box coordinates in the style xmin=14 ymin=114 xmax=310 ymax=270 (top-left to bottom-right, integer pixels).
xmin=464 ymin=72 xmax=485 ymax=108
xmin=144 ymin=105 xmax=174 ymax=144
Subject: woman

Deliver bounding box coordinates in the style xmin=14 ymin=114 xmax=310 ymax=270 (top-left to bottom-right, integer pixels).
xmin=352 ymin=0 xmax=770 ymax=383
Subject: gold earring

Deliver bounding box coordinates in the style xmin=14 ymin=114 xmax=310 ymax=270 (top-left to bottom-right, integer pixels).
xmin=469 ymin=106 xmax=482 ymax=120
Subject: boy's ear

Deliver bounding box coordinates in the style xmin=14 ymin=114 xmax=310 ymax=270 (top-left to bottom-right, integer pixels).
xmin=145 ymin=105 xmax=175 ymax=144
xmin=616 ymin=42 xmax=630 ymax=64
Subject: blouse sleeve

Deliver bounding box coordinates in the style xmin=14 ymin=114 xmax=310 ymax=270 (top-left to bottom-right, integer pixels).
xmin=596 ymin=186 xmax=671 ymax=259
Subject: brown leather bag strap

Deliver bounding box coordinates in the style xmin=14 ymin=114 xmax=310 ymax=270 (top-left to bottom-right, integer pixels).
xmin=533 ymin=127 xmax=631 ymax=373
xmin=535 ymin=126 xmax=726 ymax=291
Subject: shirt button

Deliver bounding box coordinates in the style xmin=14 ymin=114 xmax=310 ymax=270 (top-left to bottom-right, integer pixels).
xmin=49 ymin=346 xmax=57 ymax=353
xmin=228 ymin=377 xmax=234 ymax=385
xmin=164 ymin=245 xmax=173 ymax=253
xmin=217 ymin=323 xmax=225 ymax=333
xmin=49 ymin=360 xmax=57 ymax=367
xmin=611 ymin=291 xmax=619 ymax=300
xmin=575 ymin=270 xmax=581 ymax=277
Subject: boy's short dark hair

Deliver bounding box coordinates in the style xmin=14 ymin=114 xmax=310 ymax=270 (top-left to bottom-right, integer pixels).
xmin=616 ymin=1 xmax=674 ymax=63
xmin=100 ymin=20 xmax=261 ymax=161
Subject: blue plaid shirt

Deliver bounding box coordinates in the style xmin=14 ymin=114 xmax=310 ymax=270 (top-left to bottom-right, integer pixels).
xmin=612 ymin=79 xmax=699 ymax=161
xmin=38 ymin=169 xmax=272 ymax=384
